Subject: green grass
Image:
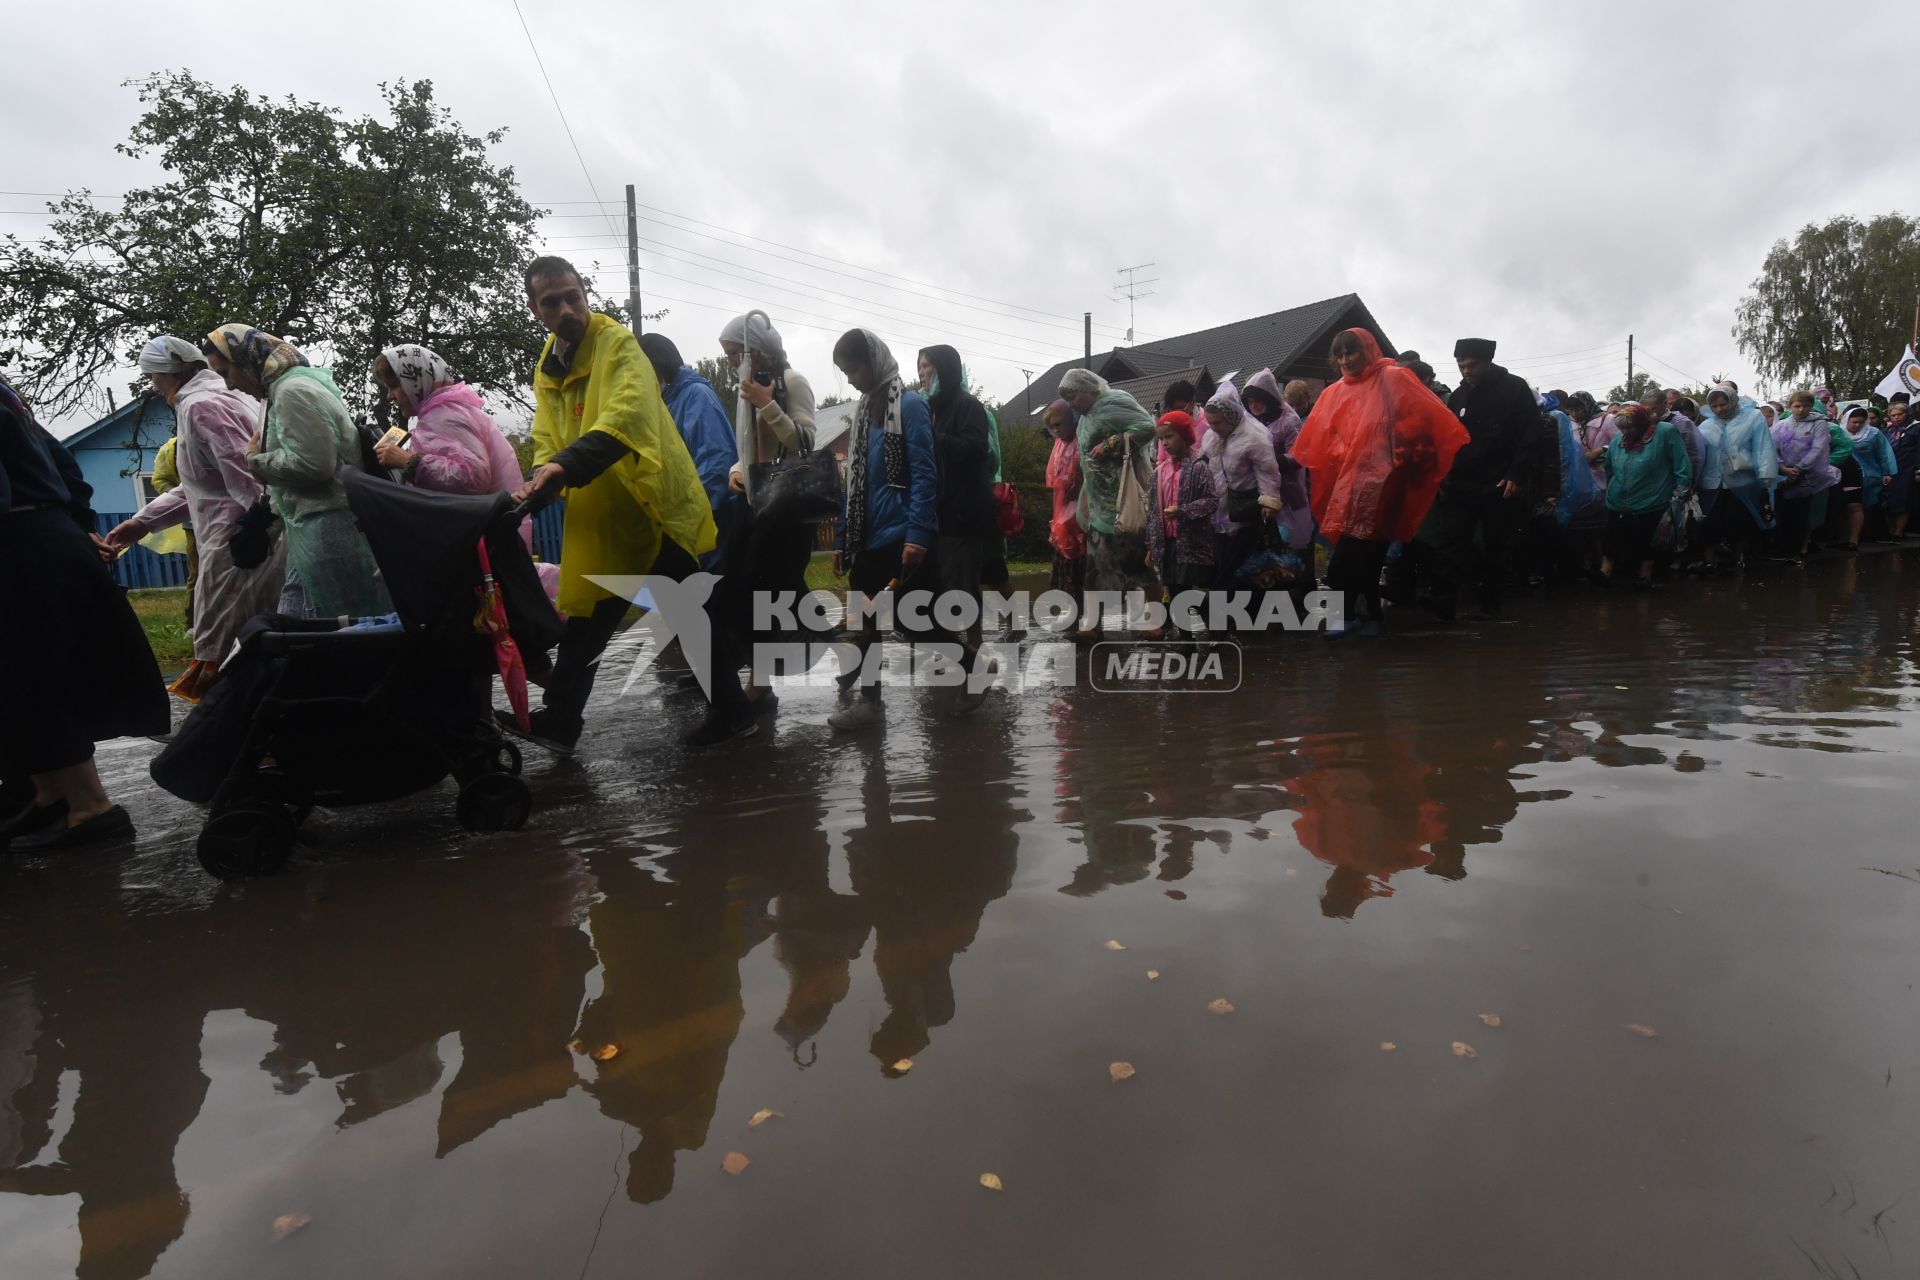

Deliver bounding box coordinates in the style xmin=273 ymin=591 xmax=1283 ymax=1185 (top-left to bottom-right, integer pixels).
xmin=802 ymin=551 xmax=1049 ymax=593
xmin=128 ymin=587 xmax=194 ymax=668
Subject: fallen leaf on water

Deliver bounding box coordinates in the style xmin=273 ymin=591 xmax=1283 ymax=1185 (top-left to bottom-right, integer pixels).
xmin=1103 ymin=939 xmax=1127 ymax=951
xmin=979 ymin=1173 xmax=1004 ymax=1192
xmin=272 ymin=1213 xmax=311 ymax=1242
xmin=1478 ymin=1013 xmax=1503 ymax=1028
xmin=1615 ymin=685 xmax=1630 ymax=691
xmin=722 ymin=1152 xmax=750 ymax=1175
xmin=891 ymin=1058 xmax=913 ymax=1073
xmin=1451 ymin=1041 xmax=1478 ymax=1059
xmin=1109 ymin=1061 xmax=1136 ymax=1083
xmin=590 ymin=1043 xmax=621 ymax=1062
xmin=1380 ymin=1042 xmax=1397 ymax=1052
xmin=1146 ymin=969 xmax=1160 ymax=981
xmin=1165 ymin=890 xmax=1187 ymax=901
xmin=1284 ymin=868 xmax=1299 ymax=877
xmin=1208 ymin=998 xmax=1236 ymax=1015
xmin=749 ymin=1108 xmax=782 ymax=1128
xmin=1671 ymin=907 xmax=1684 ymax=916
xmin=1625 ymin=1023 xmax=1659 ymax=1039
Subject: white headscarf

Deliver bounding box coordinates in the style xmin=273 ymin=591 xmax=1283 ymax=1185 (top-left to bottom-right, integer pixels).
xmin=378 ymin=344 xmax=458 ymax=411
xmin=138 ymin=335 xmax=205 ymax=374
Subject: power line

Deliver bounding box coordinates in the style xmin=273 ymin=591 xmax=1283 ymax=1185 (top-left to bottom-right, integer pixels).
xmin=531 ymin=198 xmax=1146 ymax=340
xmin=508 ymin=0 xmax=621 ymax=244
xmin=1638 ymin=348 xmax=1712 ymax=388
xmin=1501 ymin=340 xmax=1629 ymax=362
xmin=535 ymin=208 xmax=1141 ymax=342
xmin=576 ymin=263 xmax=1058 ymax=368
xmin=540 ymin=231 xmax=1086 ymax=359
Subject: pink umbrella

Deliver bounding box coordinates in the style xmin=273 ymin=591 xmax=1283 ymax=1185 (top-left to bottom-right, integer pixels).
xmin=473 ymin=537 xmax=531 ymax=731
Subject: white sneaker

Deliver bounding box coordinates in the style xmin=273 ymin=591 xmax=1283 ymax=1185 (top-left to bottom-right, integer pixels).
xmin=828 ymin=698 xmax=886 ymax=732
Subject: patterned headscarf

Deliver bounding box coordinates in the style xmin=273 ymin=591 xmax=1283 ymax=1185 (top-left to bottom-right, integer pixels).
xmin=377 ymin=344 xmax=457 ymax=413
xmin=843 ymin=329 xmax=906 ymax=554
xmin=206 ymin=323 xmax=309 ymax=385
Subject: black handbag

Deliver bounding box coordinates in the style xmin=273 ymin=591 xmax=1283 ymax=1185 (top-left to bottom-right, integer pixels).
xmin=1227 ymin=486 xmax=1263 ymax=524
xmin=228 ymin=495 xmax=281 ymax=569
xmin=749 ymin=448 xmax=844 ymax=525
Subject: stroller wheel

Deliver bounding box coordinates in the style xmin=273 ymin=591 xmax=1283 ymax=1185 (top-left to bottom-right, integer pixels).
xmin=457 ymin=773 xmax=531 ymax=834
xmin=198 ymin=801 xmax=295 ymax=880
xmin=493 ymin=742 xmax=523 ymax=777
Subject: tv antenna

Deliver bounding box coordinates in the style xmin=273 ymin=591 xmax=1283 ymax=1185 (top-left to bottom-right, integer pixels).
xmin=1113 ymin=262 xmax=1157 ymax=344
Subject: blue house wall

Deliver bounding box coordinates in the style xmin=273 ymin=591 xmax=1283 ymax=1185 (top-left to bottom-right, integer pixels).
xmin=63 ymin=395 xmax=176 ymax=515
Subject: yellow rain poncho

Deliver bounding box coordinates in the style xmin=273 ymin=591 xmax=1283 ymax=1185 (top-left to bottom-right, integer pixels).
xmin=532 ymin=313 xmax=716 ymax=616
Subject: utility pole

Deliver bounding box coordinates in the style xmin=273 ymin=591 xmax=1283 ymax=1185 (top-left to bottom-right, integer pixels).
xmin=1084 ymin=313 xmax=1093 ymax=370
xmin=1021 ymin=368 xmax=1034 ymax=408
xmin=1627 ymin=333 xmax=1634 ymax=392
xmin=625 ymin=184 xmax=643 ymax=335
xmin=1113 ymin=262 xmax=1158 ymax=344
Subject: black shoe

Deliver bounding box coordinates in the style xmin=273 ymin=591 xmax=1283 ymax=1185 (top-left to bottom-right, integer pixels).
xmin=1 ymin=799 xmax=67 ymax=848
xmin=746 ymin=690 xmax=780 ymax=717
xmin=493 ymin=708 xmax=579 ymax=756
xmin=681 ymin=708 xmax=759 ymax=748
xmin=9 ymin=805 xmax=132 ymax=853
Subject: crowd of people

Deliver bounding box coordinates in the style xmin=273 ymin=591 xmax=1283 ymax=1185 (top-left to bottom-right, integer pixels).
xmin=5 ymin=250 xmax=1917 ymax=853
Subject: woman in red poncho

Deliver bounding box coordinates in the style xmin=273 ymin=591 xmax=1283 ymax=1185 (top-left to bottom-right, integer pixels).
xmin=1293 ymin=329 xmax=1468 ymax=636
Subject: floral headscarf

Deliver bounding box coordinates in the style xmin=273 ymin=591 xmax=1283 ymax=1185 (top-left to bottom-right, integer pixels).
xmin=206 ymin=323 xmax=309 ymax=385
xmin=377 ymin=344 xmax=458 ymax=413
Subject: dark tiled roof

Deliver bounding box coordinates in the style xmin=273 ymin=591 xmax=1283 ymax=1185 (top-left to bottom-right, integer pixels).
xmin=1108 ymin=366 xmax=1209 ymax=418
xmin=996 ymin=294 xmax=1393 ymax=419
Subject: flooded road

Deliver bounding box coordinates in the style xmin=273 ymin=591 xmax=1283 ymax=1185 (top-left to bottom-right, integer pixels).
xmin=5 ymin=554 xmax=1920 ymax=1279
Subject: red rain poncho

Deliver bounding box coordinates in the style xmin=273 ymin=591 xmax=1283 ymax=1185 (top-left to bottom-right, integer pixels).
xmin=1291 ymin=329 xmax=1469 ymax=544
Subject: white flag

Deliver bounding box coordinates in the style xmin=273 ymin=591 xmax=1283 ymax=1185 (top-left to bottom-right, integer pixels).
xmin=1876 ymin=346 xmax=1920 ymax=399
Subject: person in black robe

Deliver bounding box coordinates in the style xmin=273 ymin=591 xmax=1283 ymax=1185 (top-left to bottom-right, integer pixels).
xmin=0 ymin=376 xmax=167 ymax=852
xmin=1407 ymin=338 xmax=1537 ymax=620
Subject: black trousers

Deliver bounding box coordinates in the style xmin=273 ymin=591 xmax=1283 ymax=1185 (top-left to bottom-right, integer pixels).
xmin=709 ymin=505 xmax=815 ymax=712
xmin=1416 ymin=488 xmax=1517 ymax=612
xmin=1774 ymin=493 xmax=1817 ymax=553
xmin=1325 ymin=537 xmax=1390 ymax=625
xmin=842 ymin=541 xmax=952 ymax=699
xmin=1602 ymin=508 xmax=1664 ymax=577
xmin=540 ymin=537 xmax=699 ymax=736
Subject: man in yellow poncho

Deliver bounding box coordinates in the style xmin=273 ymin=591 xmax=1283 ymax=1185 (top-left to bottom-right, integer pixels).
xmin=510 ymin=256 xmax=717 ymax=753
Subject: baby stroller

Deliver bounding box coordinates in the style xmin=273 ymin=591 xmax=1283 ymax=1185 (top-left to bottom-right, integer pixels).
xmin=152 ymin=471 xmax=564 ymax=879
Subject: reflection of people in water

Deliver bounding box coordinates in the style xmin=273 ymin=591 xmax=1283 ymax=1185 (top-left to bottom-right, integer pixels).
xmin=0 ymin=865 xmax=209 ymax=1280
xmin=572 ymin=857 xmax=750 ymax=1204
xmin=849 ymin=712 xmax=1017 ymax=1072
xmin=1287 ymin=725 xmax=1445 ymax=918
xmin=2 ymin=848 xmax=600 ymax=1277
xmin=231 ymin=855 xmax=596 ymax=1154
xmin=1050 ymin=692 xmax=1159 ymax=897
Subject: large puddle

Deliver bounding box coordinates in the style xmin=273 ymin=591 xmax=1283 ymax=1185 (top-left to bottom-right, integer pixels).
xmin=5 ymin=555 xmax=1919 ymax=1278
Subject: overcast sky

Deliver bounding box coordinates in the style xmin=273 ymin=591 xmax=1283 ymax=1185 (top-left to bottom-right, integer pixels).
xmin=6 ymin=0 xmax=1914 ymax=432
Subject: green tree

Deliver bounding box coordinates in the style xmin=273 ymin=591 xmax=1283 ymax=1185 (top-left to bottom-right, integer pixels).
xmin=695 ymin=355 xmax=740 ymax=409
xmin=1606 ymin=371 xmax=1664 ymax=404
xmin=0 ymin=72 xmax=545 ymax=423
xmin=1734 ymin=214 xmax=1920 ymax=397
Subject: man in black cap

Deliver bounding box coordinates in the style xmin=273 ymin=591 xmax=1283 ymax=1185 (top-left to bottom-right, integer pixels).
xmin=1409 ymin=338 xmax=1537 ymax=619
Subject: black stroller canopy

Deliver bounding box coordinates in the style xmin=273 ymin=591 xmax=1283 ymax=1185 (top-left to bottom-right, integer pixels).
xmin=345 ymin=470 xmax=513 ymax=628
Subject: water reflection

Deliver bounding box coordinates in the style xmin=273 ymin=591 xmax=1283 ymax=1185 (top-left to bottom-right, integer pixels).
xmin=8 ymin=556 xmax=1920 ymax=1275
